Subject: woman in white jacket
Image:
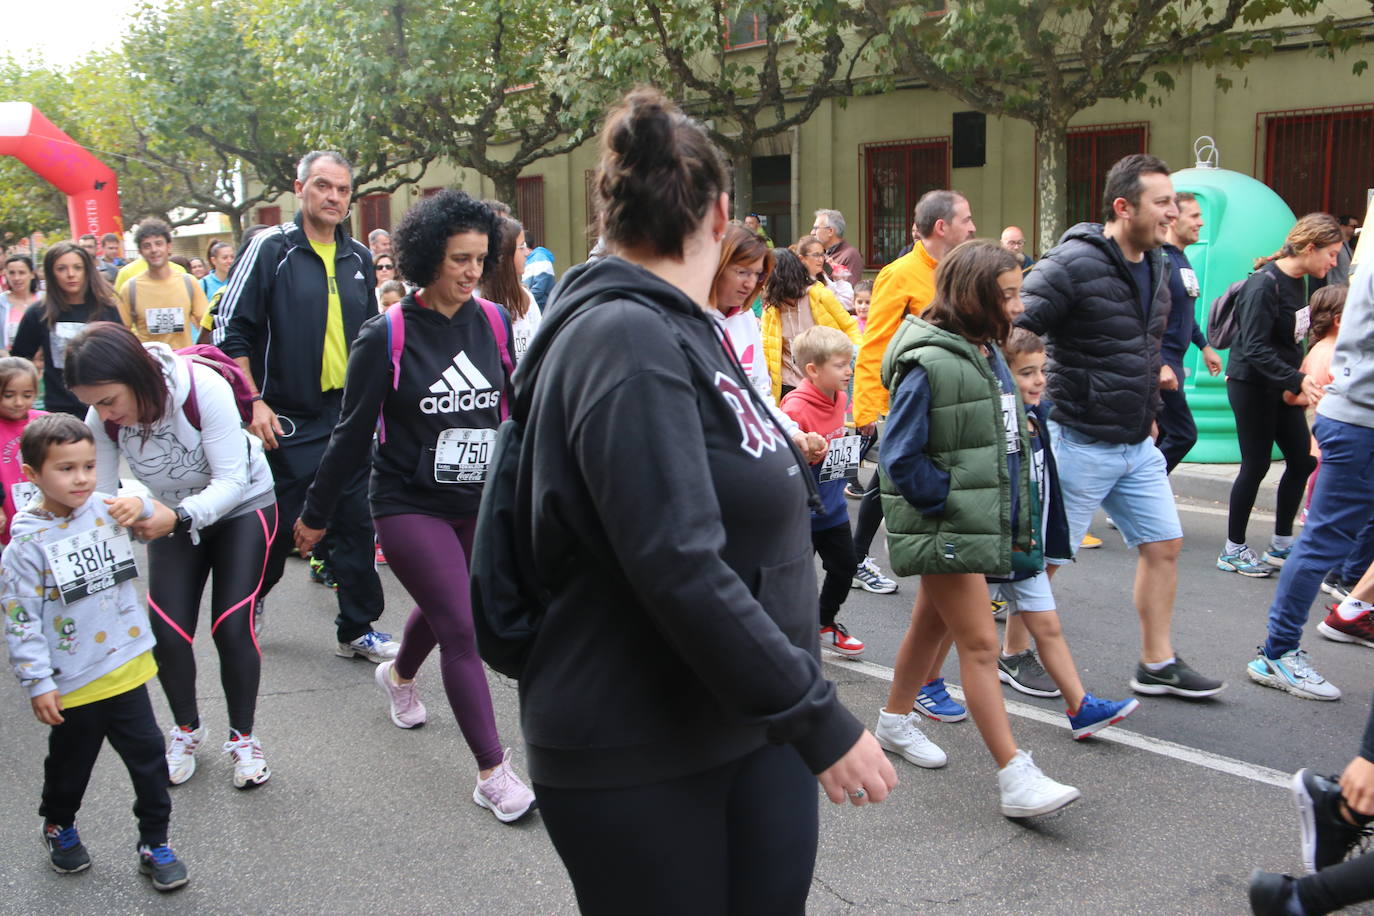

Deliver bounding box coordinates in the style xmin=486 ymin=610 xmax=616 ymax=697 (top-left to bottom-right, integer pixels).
xmin=64 ymin=322 xmax=278 ymax=790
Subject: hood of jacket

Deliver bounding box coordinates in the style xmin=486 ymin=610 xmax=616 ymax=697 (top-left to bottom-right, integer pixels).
xmin=8 ymin=489 xmax=104 ymax=542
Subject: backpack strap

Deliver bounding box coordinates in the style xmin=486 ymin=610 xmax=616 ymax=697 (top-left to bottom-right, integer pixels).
xmin=378 ymin=301 xmax=406 ymax=443
xmin=475 ymin=296 xmax=514 ymax=421
xmin=182 ymin=274 xmax=197 ymax=310
xmin=180 ymin=357 xmax=202 ymax=431
xmin=125 ymin=275 xmax=138 ymax=317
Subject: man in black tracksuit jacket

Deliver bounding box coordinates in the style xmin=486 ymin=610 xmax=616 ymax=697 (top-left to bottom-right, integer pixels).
xmin=1016 ymin=153 xmax=1224 ymax=699
xmin=217 ymin=151 xmax=393 ymax=659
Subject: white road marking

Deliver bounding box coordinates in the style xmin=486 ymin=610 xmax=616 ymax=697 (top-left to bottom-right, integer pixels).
xmin=825 ymin=655 xmax=1291 ymax=789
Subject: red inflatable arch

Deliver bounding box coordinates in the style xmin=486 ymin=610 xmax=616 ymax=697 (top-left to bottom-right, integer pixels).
xmin=0 ymin=101 xmax=122 ymax=238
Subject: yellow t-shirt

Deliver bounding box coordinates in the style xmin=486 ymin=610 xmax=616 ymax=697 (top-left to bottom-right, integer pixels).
xmin=310 ymin=240 xmax=347 ymax=391
xmin=115 ymin=272 xmax=209 ymax=349
xmin=114 ymin=257 xmax=186 ymax=294
xmin=61 ymin=650 xmax=157 ymax=709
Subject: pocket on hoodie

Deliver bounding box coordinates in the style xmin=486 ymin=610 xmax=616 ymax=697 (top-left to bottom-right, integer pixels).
xmin=754 ymin=551 xmax=818 ymax=649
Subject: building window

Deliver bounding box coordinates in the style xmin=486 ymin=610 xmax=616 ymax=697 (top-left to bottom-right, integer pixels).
xmin=1260 ymin=105 xmax=1374 ymax=220
xmin=516 ymin=176 xmax=546 ymax=249
xmin=1064 ymin=123 xmax=1149 ymax=226
xmin=358 ymin=193 xmax=391 ymax=238
xmin=862 ymin=137 xmax=950 ymax=269
xmin=422 ymin=186 xmax=444 ymax=198
xmin=256 ymin=206 xmax=281 ymax=226
xmin=725 ymin=10 xmax=767 ymax=49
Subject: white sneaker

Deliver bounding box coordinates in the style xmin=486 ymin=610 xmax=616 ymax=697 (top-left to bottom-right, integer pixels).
xmin=223 ymin=731 xmax=271 ymax=789
xmin=165 ymin=725 xmax=205 ymax=786
xmin=998 ymin=749 xmax=1080 ymax=817
xmin=874 ymin=710 xmax=947 ymax=768
xmin=336 ymin=630 xmax=400 ymax=663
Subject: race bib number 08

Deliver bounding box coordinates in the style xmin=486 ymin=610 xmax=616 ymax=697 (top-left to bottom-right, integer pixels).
xmin=43 ymin=524 xmax=138 ymax=605
xmin=435 ymin=428 xmax=496 ymax=484
xmin=819 ymin=434 xmax=863 ymax=483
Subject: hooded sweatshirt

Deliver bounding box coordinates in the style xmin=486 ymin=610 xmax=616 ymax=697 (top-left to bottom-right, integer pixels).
xmin=3 ymin=495 xmax=154 ymax=699
xmin=711 ymin=305 xmax=799 ymax=438
xmin=517 ymin=256 xmax=860 ymax=790
xmin=0 ymin=408 xmax=46 ymax=545
xmin=91 ymin=343 xmax=274 ymax=537
xmin=781 ymin=379 xmax=850 ymax=529
xmin=1318 ymin=259 xmax=1374 ymax=429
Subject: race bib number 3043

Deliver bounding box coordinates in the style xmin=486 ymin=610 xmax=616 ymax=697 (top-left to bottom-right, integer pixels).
xmin=819 ymin=434 xmax=863 ymax=483
xmin=435 ymin=428 xmax=496 ymax=484
xmin=43 ymin=524 xmax=138 ymax=605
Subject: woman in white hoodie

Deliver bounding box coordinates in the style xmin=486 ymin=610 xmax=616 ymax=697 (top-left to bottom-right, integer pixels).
xmin=63 ymin=323 xmax=277 ymax=791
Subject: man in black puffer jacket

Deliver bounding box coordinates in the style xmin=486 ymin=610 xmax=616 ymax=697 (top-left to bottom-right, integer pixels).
xmin=1017 ymin=153 xmax=1226 ymax=701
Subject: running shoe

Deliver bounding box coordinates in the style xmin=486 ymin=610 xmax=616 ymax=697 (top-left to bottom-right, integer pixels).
xmin=374 ymin=542 xmax=387 ymax=566
xmin=915 ymin=678 xmax=967 ymax=722
xmin=997 ymin=650 xmax=1061 ymax=698
xmin=874 ymin=709 xmax=947 ymax=768
xmin=997 ymin=749 xmax=1080 ymax=818
xmin=819 ymin=623 xmax=865 ymax=657
xmin=165 ymin=724 xmax=205 ymax=786
xmin=1130 ymin=656 xmax=1226 ymax=698
xmin=308 ymin=556 xmax=339 ymax=589
xmin=1318 ymin=603 xmax=1374 ymax=649
xmin=1105 ymin=515 xmax=1117 ymax=530
xmin=990 ymin=598 xmax=1008 ymax=619
xmin=375 ymin=659 xmax=427 ymax=728
xmin=42 ymin=822 xmax=90 ymax=874
xmin=1079 ymin=532 xmax=1103 ymax=549
xmin=851 ymin=557 xmax=898 ymax=594
xmin=1292 ymin=767 xmax=1372 ymax=872
xmin=472 ymin=749 xmax=537 ymax=823
xmin=1246 ymin=648 xmax=1340 ymax=701
xmin=1262 ymin=546 xmax=1292 ymax=567
xmin=336 ymin=630 xmax=400 ymax=663
xmin=223 ymin=731 xmax=271 ymax=789
xmin=1246 ymin=870 xmax=1299 ymax=916
xmin=1216 ymin=545 xmax=1273 ymax=577
xmin=1067 ymin=693 xmax=1139 ymax=739
xmin=844 ymin=483 xmax=864 ymax=500
xmin=137 ymin=844 xmax=189 ymax=891
xmin=1321 ymin=570 xmax=1355 ymax=601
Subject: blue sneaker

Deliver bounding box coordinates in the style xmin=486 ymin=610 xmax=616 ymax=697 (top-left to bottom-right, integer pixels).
xmin=1067 ymin=692 xmax=1139 ymax=739
xmin=42 ymin=822 xmax=90 ymax=874
xmin=137 ymin=844 xmax=189 ymax=891
xmin=914 ymin=678 xmax=968 ymax=722
xmin=1262 ymin=546 xmax=1292 ymax=567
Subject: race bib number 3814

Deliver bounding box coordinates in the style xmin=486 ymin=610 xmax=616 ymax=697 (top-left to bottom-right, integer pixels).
xmin=43 ymin=524 xmax=138 ymax=605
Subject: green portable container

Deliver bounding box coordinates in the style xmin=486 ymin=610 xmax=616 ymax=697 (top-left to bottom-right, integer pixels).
xmin=1170 ymin=140 xmax=1296 ymax=462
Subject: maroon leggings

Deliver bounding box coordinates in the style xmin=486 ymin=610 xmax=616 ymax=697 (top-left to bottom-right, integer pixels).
xmin=373 ymin=514 xmax=504 ymax=771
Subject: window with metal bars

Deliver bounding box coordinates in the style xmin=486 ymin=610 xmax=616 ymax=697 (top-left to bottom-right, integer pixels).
xmin=1064 ymin=123 xmax=1149 ymax=226
xmin=1259 ymin=105 xmax=1374 ymax=220
xmin=725 ymin=10 xmax=767 ymax=49
xmin=516 ymin=176 xmax=545 ymax=248
xmin=861 ymin=137 xmax=950 ymax=269
xmin=358 ymin=193 xmax=391 ymax=238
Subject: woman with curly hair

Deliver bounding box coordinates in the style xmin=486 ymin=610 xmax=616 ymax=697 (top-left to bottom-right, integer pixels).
xmin=292 ymin=190 xmax=535 ymax=823
xmin=760 ymin=248 xmax=860 ymax=401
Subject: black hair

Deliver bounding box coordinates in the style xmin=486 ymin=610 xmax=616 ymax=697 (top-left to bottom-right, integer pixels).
xmin=20 ymin=413 xmax=95 ymax=471
xmin=594 ymin=87 xmax=730 ymax=259
xmin=42 ymin=241 xmax=117 ymax=326
xmin=134 ymin=219 xmax=173 ymax=248
xmin=63 ymin=322 xmax=169 ymax=432
xmin=762 ymin=249 xmax=813 ymax=308
xmin=1102 ymin=154 xmax=1171 ymax=223
xmin=3 ymin=254 xmax=39 ymax=293
xmin=393 ymin=190 xmax=501 ymax=288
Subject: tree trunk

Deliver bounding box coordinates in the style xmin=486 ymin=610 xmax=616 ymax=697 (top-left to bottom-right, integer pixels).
xmin=493 ymin=172 xmax=519 ymax=217
xmin=731 ymin=145 xmax=753 ymax=221
xmin=1035 ymin=119 xmax=1069 ymax=256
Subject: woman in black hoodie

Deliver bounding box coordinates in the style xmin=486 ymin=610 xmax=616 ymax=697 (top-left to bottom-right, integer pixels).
xmin=517 ymin=87 xmax=895 ymax=914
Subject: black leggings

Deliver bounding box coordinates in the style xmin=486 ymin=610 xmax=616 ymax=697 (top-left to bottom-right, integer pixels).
xmin=1226 ymin=377 xmax=1316 ymax=545
xmin=535 ymin=743 xmax=818 ymax=915
xmin=148 ymin=504 xmax=277 ymax=735
xmin=813 ymin=521 xmax=857 ymax=627
xmin=1299 ymin=848 xmax=1374 ymax=914
xmin=852 ymin=470 xmax=884 ymax=559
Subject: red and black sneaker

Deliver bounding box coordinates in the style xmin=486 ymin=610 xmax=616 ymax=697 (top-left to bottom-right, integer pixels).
xmin=374 ymin=543 xmax=388 ymax=567
xmin=1318 ymin=603 xmax=1374 ymax=649
xmin=820 ymin=623 xmax=865 ymax=658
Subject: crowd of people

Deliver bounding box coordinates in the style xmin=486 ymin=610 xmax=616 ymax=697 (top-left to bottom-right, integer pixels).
xmin=2 ymin=84 xmax=1372 ymax=912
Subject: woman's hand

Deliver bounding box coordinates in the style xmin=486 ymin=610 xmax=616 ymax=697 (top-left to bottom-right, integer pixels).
xmin=131 ymin=501 xmax=177 ymax=540
xmin=1300 ymin=373 xmax=1326 ymax=406
xmin=1341 ymin=756 xmax=1374 ymax=818
xmin=31 ymin=690 xmax=64 ymax=725
xmin=294 ymin=518 xmax=326 ymax=557
xmin=792 ymin=430 xmax=827 ymax=465
xmin=817 ymin=730 xmax=898 ymax=806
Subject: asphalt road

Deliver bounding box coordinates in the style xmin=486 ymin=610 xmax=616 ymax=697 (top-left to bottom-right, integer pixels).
xmin=0 ymin=472 xmax=1369 ymax=915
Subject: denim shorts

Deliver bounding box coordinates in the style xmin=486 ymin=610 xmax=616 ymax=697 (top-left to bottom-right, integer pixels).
xmin=1046 ymin=423 xmax=1183 ymax=563
xmin=992 ymin=570 xmax=1056 ymax=613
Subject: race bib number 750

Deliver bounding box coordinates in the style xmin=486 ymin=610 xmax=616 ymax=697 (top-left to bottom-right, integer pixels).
xmin=434 ymin=428 xmax=496 ymax=484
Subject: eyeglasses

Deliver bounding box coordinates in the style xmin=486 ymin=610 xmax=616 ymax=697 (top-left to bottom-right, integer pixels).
xmin=729 ymin=266 xmax=764 ymax=283
xmin=517 ymin=242 xmax=531 ymax=252
xmin=376 ymin=263 xmax=395 ymax=270
xmin=1003 ymin=240 xmax=1025 ymax=249
xmin=803 ymin=250 xmax=826 ymax=259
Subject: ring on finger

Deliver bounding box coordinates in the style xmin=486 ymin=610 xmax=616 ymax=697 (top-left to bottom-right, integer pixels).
xmin=848 ymin=788 xmax=866 ymax=800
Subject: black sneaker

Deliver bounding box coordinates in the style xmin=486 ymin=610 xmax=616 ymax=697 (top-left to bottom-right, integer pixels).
xmin=1321 ymin=570 xmax=1355 ymax=602
xmin=42 ymin=823 xmax=90 ymax=874
xmin=138 ymin=844 xmax=189 ymax=891
xmin=997 ymin=650 xmax=1061 ymax=698
xmin=1247 ymin=869 xmax=1299 ymax=916
xmin=1292 ymin=768 xmax=1371 ymax=872
xmin=1128 ymin=656 xmax=1225 ymax=698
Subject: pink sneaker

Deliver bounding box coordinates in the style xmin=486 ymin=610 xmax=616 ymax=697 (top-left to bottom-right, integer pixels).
xmin=375 ymin=660 xmax=427 ymax=728
xmin=473 ymin=749 xmax=536 ymax=823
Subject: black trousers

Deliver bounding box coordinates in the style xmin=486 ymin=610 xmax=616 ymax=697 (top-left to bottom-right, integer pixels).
xmin=1156 ymin=380 xmax=1198 ymax=473
xmin=813 ymin=521 xmax=857 ymax=627
xmin=262 ymin=393 xmax=382 ymax=642
xmin=1226 ymin=377 xmax=1317 ymax=545
xmin=40 ymin=684 xmax=171 ymax=848
xmin=535 ymin=743 xmax=818 ymax=916
xmin=1299 ymin=848 xmax=1374 ymax=913
xmin=852 ymin=470 xmax=884 ymax=559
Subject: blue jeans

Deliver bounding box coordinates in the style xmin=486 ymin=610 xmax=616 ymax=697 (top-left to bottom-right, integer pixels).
xmin=1336 ymin=512 xmax=1374 ymax=584
xmin=1265 ymin=416 xmax=1374 ymax=657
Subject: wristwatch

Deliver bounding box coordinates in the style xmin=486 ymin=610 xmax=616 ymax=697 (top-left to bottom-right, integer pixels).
xmin=172 ymin=506 xmax=193 ymax=537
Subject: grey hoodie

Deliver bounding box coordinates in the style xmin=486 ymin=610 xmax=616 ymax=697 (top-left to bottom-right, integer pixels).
xmin=2 ymin=495 xmax=153 ymax=699
xmin=1318 ymin=263 xmax=1374 ymax=428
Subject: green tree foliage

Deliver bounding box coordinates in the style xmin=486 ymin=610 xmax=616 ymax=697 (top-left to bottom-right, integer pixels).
xmin=850 ymin=0 xmax=1368 ymax=248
